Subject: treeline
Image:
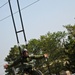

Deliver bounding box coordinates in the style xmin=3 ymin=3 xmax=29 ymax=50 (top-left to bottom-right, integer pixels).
xmin=5 ymin=25 xmax=75 ymax=75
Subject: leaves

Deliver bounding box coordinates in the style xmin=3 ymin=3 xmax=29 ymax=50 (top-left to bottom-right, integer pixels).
xmin=64 ymin=24 xmax=75 ymax=73
xmin=4 ymin=25 xmax=75 ymax=74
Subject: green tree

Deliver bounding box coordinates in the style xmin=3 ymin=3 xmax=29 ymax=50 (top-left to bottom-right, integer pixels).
xmin=27 ymin=31 xmax=66 ymax=74
xmin=39 ymin=31 xmax=66 ymax=74
xmin=4 ymin=31 xmax=67 ymax=75
xmin=27 ymin=39 xmax=40 ymax=54
xmin=64 ymin=25 xmax=75 ymax=73
xmin=4 ymin=45 xmax=23 ymax=75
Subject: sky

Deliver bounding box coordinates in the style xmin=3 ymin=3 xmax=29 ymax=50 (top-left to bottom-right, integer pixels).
xmin=0 ymin=0 xmax=75 ymax=74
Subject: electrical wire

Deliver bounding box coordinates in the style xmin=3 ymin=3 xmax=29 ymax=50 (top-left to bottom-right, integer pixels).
xmin=0 ymin=0 xmax=12 ymax=9
xmin=0 ymin=0 xmax=40 ymax=22
xmin=0 ymin=2 xmax=8 ymax=9
xmin=21 ymin=0 xmax=40 ymax=11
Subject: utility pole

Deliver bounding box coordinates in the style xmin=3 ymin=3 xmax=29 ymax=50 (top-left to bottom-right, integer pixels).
xmin=16 ymin=0 xmax=27 ymax=46
xmin=8 ymin=0 xmax=27 ymax=54
xmin=8 ymin=0 xmax=27 ymax=74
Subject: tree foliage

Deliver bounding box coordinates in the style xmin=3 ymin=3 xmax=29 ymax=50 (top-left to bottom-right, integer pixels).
xmin=64 ymin=25 xmax=75 ymax=73
xmin=4 ymin=25 xmax=75 ymax=74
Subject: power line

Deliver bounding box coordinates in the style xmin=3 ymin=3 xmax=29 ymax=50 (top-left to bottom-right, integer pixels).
xmin=0 ymin=0 xmax=12 ymax=9
xmin=0 ymin=15 xmax=11 ymax=22
xmin=0 ymin=2 xmax=8 ymax=9
xmin=21 ymin=0 xmax=40 ymax=11
xmin=0 ymin=0 xmax=40 ymax=22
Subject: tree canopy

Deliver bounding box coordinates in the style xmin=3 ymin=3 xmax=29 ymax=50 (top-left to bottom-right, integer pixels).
xmin=4 ymin=24 xmax=75 ymax=74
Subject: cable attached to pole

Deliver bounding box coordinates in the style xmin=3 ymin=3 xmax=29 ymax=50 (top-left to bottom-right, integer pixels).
xmin=0 ymin=0 xmax=40 ymax=22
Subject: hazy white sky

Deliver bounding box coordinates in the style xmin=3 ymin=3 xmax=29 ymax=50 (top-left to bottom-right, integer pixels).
xmin=0 ymin=0 xmax=75 ymax=74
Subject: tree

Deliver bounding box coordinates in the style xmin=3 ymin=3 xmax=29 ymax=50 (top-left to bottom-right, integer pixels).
xmin=39 ymin=31 xmax=66 ymax=74
xmin=4 ymin=45 xmax=23 ymax=75
xmin=27 ymin=31 xmax=66 ymax=74
xmin=4 ymin=31 xmax=67 ymax=75
xmin=64 ymin=25 xmax=75 ymax=73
